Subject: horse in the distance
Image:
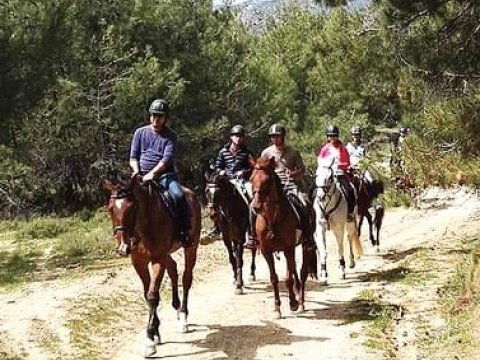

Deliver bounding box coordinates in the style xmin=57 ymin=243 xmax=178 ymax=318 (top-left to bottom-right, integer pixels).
xmin=313 ymin=163 xmax=363 ymax=285
xmin=205 ymin=171 xmax=257 ymax=294
xmin=250 ymin=156 xmax=317 ymax=319
xmin=354 ymin=173 xmax=385 ymax=249
xmin=103 ymin=174 xmax=201 ymax=357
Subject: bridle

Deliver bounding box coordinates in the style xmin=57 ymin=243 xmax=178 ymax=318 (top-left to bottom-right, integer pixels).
xmin=251 ymin=164 xmax=281 ymax=232
xmin=109 ymin=189 xmax=136 ymax=251
xmin=315 ymin=166 xmax=342 ymax=220
xmin=205 ymin=182 xmax=220 ymax=211
xmin=251 ymin=164 xmax=280 ymax=207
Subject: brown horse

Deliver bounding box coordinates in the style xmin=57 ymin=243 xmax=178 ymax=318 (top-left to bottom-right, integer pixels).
xmin=205 ymin=172 xmax=257 ymax=294
xmin=103 ymin=175 xmax=201 ymax=357
xmin=355 ymin=174 xmax=384 ymax=249
xmin=250 ymin=156 xmax=316 ymax=319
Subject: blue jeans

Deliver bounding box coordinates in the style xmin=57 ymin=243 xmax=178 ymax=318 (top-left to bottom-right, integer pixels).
xmin=157 ymin=172 xmax=190 ymax=232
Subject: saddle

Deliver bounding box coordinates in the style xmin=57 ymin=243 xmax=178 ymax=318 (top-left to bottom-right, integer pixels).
xmin=152 ymin=182 xmax=178 ymax=219
xmin=285 ymin=192 xmax=314 ymax=245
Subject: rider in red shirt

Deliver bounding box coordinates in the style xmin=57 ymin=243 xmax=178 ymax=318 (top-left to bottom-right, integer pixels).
xmin=317 ymin=125 xmax=356 ymax=221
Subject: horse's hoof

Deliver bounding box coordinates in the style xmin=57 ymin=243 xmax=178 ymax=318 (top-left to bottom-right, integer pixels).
xmin=319 ymin=278 xmax=328 ymax=286
xmin=234 ymin=287 xmax=243 ymax=295
xmin=349 ymin=260 xmax=355 ymax=269
xmin=273 ymin=310 xmax=282 ymax=320
xmin=290 ymin=303 xmax=303 ymax=314
xmin=153 ymin=335 xmax=161 ymax=345
xmin=143 ymin=339 xmax=157 ymax=358
xmin=248 ymin=275 xmax=256 ymax=282
xmin=342 ymin=273 xmax=346 ymax=279
xmin=376 ymin=246 xmax=380 ymax=253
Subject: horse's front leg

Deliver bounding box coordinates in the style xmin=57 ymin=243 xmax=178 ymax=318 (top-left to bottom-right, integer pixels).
xmin=234 ymin=238 xmax=244 ymax=295
xmin=284 ymin=248 xmax=300 ymax=313
xmin=364 ymin=211 xmax=374 ymax=246
xmin=263 ymin=250 xmax=281 ymax=319
xmin=249 ymin=247 xmax=257 ymax=282
xmin=222 ymin=230 xmax=237 ymax=285
xmin=165 ymin=255 xmax=180 ymax=311
xmin=314 ymin=219 xmax=328 ymax=285
xmin=143 ymin=259 xmax=165 ymax=357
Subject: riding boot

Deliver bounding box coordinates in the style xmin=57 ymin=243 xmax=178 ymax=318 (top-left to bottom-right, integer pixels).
xmin=340 ymin=177 xmax=355 ymax=222
xmin=346 ymin=189 xmax=356 ymax=222
xmin=244 ymin=210 xmax=258 ymax=249
xmin=178 ymin=199 xmax=192 ymax=247
xmin=301 ymin=211 xmax=317 ymax=251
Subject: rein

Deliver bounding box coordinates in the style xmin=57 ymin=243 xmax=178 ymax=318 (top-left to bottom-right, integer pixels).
xmin=251 ymin=165 xmax=282 ymax=235
xmin=316 ymin=169 xmax=342 ymax=222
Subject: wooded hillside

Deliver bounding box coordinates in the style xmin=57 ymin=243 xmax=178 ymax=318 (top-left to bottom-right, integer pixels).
xmin=1 ymin=0 xmax=479 ymax=215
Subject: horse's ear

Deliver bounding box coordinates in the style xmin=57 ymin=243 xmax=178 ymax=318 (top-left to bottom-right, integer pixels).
xmin=102 ymin=179 xmax=115 ymax=192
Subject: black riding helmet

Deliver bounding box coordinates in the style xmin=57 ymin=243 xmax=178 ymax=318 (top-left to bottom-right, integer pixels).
xmin=268 ymin=123 xmax=286 ymax=137
xmin=325 ymin=125 xmax=340 ymax=136
xmin=149 ymin=99 xmax=169 ymax=115
xmin=230 ymin=124 xmax=246 ymax=136
xmin=351 ymin=126 xmax=362 ymax=135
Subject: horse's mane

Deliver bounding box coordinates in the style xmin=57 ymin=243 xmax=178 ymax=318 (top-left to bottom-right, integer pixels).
xmin=255 ymin=156 xmax=284 ymax=199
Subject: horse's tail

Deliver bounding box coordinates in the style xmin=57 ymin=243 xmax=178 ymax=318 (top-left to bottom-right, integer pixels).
xmin=349 ymin=223 xmax=363 ymax=258
xmin=302 ymin=244 xmax=318 ymax=280
xmin=372 ymin=180 xmax=385 ymax=197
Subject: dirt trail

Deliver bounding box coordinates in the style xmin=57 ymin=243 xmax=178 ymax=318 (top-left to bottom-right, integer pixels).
xmin=1 ymin=188 xmax=479 ymax=360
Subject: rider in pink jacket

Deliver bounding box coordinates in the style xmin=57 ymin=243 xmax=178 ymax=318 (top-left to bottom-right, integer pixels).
xmin=317 ymin=138 xmax=351 ymax=172
xmin=317 ymin=125 xmax=356 ymax=221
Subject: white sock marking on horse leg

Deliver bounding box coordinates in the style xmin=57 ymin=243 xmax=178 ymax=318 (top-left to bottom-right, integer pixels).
xmin=143 ymin=338 xmax=157 ymax=357
xmin=177 ymin=311 xmax=188 ymax=333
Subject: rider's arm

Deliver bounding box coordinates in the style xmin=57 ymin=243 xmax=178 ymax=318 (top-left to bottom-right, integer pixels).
xmin=214 ymin=149 xmax=226 ymax=175
xmin=146 ymin=136 xmax=176 ymax=179
xmin=129 ymin=129 xmax=141 ymax=175
xmin=289 ymin=149 xmax=305 ymax=179
xmin=337 ymin=146 xmax=351 ymax=172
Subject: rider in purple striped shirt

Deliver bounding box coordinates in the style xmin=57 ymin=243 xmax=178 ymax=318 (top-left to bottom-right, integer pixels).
xmin=129 ymin=99 xmax=191 ymax=247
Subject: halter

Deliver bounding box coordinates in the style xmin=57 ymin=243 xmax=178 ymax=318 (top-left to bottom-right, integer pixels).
xmin=251 ymin=164 xmax=281 ymax=234
xmin=109 ymin=190 xmax=135 ymax=239
xmin=315 ymin=167 xmax=342 ymax=221
xmin=205 ymin=183 xmax=220 ymax=210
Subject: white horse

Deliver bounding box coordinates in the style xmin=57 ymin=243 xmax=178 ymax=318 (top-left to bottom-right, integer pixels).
xmin=313 ymin=163 xmax=363 ymax=284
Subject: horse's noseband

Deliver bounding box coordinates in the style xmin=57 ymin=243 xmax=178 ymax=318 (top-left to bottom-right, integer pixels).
xmin=113 ymin=225 xmax=128 ymax=235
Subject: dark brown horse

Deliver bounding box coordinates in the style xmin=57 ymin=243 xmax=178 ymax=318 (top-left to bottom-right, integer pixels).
xmin=355 ymin=174 xmax=384 ymax=249
xmin=250 ymin=156 xmax=316 ymax=319
xmin=205 ymin=172 xmax=257 ymax=294
xmin=103 ymin=175 xmax=201 ymax=357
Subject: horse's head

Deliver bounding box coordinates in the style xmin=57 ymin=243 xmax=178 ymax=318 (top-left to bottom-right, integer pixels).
xmin=315 ymin=165 xmax=335 ymax=201
xmin=204 ymin=172 xmax=222 ymax=218
xmin=103 ymin=175 xmax=139 ymax=256
xmin=250 ymin=156 xmax=276 ymax=213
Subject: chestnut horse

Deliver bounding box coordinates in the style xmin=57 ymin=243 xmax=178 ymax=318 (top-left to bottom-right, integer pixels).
xmin=103 ymin=175 xmax=200 ymax=357
xmin=250 ymin=156 xmax=316 ymax=319
xmin=205 ymin=172 xmax=257 ymax=294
